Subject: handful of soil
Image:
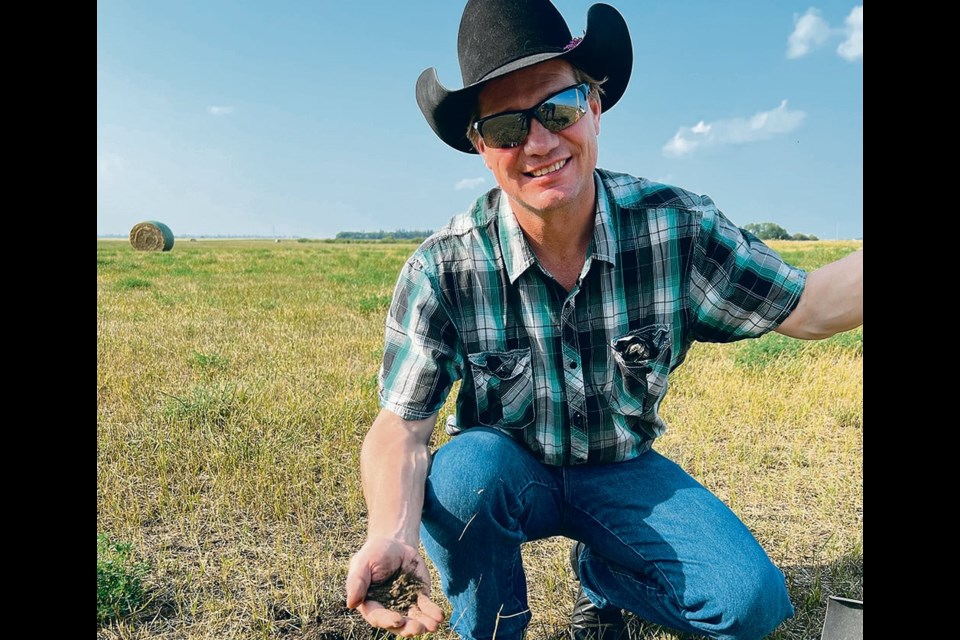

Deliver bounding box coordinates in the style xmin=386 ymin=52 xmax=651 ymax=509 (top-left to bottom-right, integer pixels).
xmin=364 ymin=568 xmax=425 ymax=613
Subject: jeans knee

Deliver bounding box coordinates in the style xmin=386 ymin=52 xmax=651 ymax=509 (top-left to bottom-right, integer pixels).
xmin=422 ymin=429 xmax=527 ymax=538
xmin=712 ymin=562 xmax=793 ymax=640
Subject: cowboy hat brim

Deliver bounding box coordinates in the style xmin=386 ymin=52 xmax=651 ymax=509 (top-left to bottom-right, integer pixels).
xmin=416 ymin=3 xmax=633 ymax=154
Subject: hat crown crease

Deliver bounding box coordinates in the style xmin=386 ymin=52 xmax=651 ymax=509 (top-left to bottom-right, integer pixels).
xmin=458 ymin=0 xmax=572 ymax=86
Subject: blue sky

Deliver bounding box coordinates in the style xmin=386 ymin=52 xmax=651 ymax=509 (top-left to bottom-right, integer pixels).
xmin=97 ymin=1 xmax=863 ymax=240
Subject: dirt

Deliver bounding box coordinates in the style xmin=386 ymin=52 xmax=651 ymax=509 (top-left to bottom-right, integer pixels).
xmin=364 ymin=568 xmax=425 ymax=614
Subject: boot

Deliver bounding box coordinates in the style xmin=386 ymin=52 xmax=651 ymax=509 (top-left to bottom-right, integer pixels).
xmin=569 ymin=541 xmax=627 ymax=640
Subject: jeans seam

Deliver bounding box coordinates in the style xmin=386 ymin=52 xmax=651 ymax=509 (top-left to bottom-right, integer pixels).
xmin=506 ymin=479 xmax=559 ymax=521
xmin=484 ymin=477 xmax=556 ymax=634
xmin=568 ymin=504 xmax=690 ymax=617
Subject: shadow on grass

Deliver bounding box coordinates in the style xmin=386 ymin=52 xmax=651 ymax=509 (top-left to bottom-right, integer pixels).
xmin=520 ymin=551 xmax=863 ymax=640
xmin=775 ymin=552 xmax=863 ymax=640
xmin=289 ymin=551 xmax=862 ymax=640
xmin=609 ymin=552 xmax=864 ymax=640
xmin=98 ymin=553 xmax=861 ymax=640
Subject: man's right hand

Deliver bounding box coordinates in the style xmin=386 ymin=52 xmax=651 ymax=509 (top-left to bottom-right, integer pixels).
xmin=346 ymin=536 xmax=445 ymax=637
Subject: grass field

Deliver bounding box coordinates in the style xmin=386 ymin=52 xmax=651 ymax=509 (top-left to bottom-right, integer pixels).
xmin=97 ymin=238 xmax=862 ymax=639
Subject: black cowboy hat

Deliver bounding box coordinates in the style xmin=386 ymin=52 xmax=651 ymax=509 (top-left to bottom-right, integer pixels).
xmin=416 ymin=0 xmax=633 ymax=154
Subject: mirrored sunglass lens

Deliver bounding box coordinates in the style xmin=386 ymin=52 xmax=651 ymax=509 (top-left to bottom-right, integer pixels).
xmin=541 ymin=103 xmax=584 ymax=131
xmin=538 ymin=87 xmax=585 ymax=132
xmin=478 ymin=85 xmax=586 ymax=148
xmin=481 ymin=115 xmax=527 ymax=148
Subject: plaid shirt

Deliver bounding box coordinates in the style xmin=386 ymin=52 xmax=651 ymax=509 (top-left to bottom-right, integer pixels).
xmin=379 ymin=169 xmax=806 ymax=466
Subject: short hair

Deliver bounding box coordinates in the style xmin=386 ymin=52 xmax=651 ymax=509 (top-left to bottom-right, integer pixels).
xmin=466 ymin=65 xmax=607 ymax=150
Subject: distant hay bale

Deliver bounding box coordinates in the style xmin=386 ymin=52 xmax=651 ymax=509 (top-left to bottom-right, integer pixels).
xmin=129 ymin=221 xmax=175 ymax=251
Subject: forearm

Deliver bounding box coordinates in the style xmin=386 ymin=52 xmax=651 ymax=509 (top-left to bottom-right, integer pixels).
xmin=361 ymin=408 xmax=436 ymax=545
xmin=777 ymin=248 xmax=862 ymax=339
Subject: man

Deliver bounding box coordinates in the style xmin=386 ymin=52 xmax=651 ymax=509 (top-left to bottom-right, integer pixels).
xmin=345 ymin=1 xmax=862 ymax=639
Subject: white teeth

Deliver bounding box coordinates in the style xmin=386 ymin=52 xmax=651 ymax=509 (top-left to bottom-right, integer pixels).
xmin=530 ymin=159 xmax=566 ymax=177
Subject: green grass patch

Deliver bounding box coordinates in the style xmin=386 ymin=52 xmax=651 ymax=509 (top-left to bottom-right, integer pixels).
xmin=188 ymin=350 xmax=230 ymax=372
xmin=160 ymin=383 xmax=246 ymax=429
xmin=358 ymin=293 xmax=392 ymax=314
xmin=97 ymin=534 xmax=148 ymax=625
xmin=115 ymin=277 xmax=153 ymax=290
xmin=734 ymin=329 xmax=863 ymax=369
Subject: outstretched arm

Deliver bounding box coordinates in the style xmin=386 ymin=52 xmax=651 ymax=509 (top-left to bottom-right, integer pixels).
xmin=346 ymin=408 xmax=444 ymax=636
xmin=776 ymin=248 xmax=862 ymax=339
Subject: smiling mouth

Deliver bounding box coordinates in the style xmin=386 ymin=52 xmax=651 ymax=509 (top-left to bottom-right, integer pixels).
xmin=526 ymin=159 xmax=567 ymax=178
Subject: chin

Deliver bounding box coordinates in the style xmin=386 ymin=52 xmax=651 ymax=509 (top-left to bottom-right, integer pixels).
xmin=532 ymin=184 xmax=578 ymax=207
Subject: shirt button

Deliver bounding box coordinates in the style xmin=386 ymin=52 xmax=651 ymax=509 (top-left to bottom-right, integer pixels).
xmin=568 ymin=361 xmax=577 ymax=369
xmin=573 ymin=413 xmax=584 ymax=427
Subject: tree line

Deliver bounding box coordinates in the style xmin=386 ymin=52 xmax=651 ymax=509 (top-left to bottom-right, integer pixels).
xmin=335 ymin=229 xmax=434 ymax=241
xmin=742 ymin=222 xmax=819 ymax=241
xmin=333 ymin=223 xmax=819 ymax=243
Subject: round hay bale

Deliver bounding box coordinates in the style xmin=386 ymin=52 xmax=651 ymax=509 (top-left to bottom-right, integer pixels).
xmin=129 ymin=221 xmax=175 ymax=251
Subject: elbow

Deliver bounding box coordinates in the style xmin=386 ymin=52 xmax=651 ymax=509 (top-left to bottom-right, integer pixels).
xmin=793 ymin=326 xmax=838 ymax=340
xmin=362 ymin=409 xmax=436 ymax=455
xmin=775 ymin=323 xmax=833 ymax=340
xmin=775 ymin=311 xmax=861 ymax=340
xmin=775 ymin=286 xmax=862 ymax=340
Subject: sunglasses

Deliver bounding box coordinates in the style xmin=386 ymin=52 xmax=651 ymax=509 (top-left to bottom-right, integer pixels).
xmin=473 ymin=83 xmax=590 ymax=149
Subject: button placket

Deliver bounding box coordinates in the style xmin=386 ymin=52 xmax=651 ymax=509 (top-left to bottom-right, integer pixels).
xmin=560 ymin=297 xmax=588 ymax=462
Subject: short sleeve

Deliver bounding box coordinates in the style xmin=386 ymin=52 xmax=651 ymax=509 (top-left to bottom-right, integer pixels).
xmin=688 ymin=199 xmax=807 ymax=342
xmin=378 ymin=256 xmax=463 ymax=419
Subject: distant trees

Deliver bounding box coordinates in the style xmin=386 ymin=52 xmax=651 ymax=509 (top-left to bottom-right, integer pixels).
xmin=742 ymin=222 xmax=818 ymax=241
xmin=335 ymin=224 xmax=820 ymax=243
xmin=335 ymin=229 xmax=433 ymax=241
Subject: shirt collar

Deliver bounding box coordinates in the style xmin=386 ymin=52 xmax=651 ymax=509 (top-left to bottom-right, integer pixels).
xmin=498 ymin=171 xmax=618 ymax=285
xmin=497 ymin=193 xmax=538 ymax=284
xmin=589 ymin=171 xmax=617 ymax=268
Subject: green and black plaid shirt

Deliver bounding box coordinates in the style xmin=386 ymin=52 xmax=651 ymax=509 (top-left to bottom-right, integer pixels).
xmin=378 ymin=169 xmax=806 ymax=466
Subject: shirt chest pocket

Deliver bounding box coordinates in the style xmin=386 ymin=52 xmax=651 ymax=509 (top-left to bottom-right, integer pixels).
xmin=467 ymin=347 xmax=536 ymax=429
xmin=608 ymin=324 xmax=672 ymax=418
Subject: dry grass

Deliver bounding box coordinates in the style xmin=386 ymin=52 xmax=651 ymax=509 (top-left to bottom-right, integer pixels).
xmin=97 ymin=239 xmax=862 ymax=639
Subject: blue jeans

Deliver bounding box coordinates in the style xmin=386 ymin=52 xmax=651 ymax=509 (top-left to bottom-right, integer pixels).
xmin=420 ymin=428 xmax=794 ymax=640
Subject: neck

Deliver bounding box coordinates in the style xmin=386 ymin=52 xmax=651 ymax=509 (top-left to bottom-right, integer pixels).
xmin=519 ymin=208 xmax=593 ymax=258
xmin=510 ymin=195 xmax=596 ymax=292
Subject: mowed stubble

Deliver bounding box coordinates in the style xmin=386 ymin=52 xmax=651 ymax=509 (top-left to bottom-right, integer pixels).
xmin=97 ymin=238 xmax=862 ymax=639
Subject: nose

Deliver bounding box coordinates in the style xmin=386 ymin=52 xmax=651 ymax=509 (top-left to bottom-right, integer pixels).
xmin=523 ymin=117 xmax=559 ymax=155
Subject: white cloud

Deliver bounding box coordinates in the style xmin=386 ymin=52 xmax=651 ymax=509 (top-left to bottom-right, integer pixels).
xmin=663 ymin=132 xmax=702 ymax=158
xmin=662 ymin=100 xmax=806 ymax=158
xmin=837 ymin=6 xmax=863 ymax=61
xmin=787 ymin=8 xmax=832 ymax=59
xmin=208 ymin=106 xmax=234 ymax=116
xmin=455 ymin=177 xmax=486 ymax=190
xmin=691 ymin=121 xmax=711 ymax=134
xmin=787 ymin=6 xmax=862 ymax=61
